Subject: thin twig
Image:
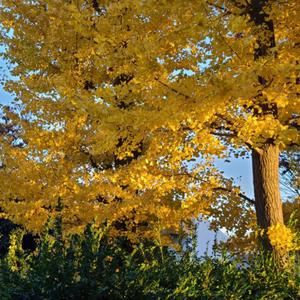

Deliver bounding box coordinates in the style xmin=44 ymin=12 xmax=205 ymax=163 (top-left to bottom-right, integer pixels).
xmin=154 ymin=77 xmax=194 ymax=101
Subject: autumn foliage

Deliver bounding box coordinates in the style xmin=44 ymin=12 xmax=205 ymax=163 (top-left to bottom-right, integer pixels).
xmin=0 ymin=0 xmax=299 ymax=255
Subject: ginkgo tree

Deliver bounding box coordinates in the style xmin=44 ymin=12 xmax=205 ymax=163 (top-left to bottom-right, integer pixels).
xmin=0 ymin=0 xmax=299 ymax=257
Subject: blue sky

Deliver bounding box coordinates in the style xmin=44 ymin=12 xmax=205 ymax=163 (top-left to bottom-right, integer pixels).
xmin=215 ymin=157 xmax=253 ymax=198
xmin=0 ymin=87 xmax=11 ymax=105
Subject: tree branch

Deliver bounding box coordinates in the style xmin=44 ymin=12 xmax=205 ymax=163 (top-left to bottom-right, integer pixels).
xmin=214 ymin=186 xmax=255 ymax=205
xmin=171 ymin=172 xmax=255 ymax=205
xmin=154 ymin=77 xmax=193 ymax=101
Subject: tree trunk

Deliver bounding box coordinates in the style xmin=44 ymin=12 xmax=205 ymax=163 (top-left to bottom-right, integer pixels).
xmin=248 ymin=1 xmax=286 ymax=258
xmin=252 ymin=143 xmax=284 ymax=252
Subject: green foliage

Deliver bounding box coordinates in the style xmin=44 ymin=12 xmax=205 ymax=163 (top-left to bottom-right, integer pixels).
xmin=0 ymin=220 xmax=299 ymax=300
xmin=0 ymin=218 xmax=19 ymax=258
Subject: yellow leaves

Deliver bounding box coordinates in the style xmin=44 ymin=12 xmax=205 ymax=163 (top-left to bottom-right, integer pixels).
xmin=168 ymin=122 xmax=178 ymax=132
xmin=1 ymin=19 xmax=14 ymax=28
xmin=1 ymin=0 xmax=299 ymax=253
xmin=2 ymin=201 xmax=48 ymax=233
xmin=180 ymin=195 xmax=198 ymax=210
xmin=236 ymin=113 xmax=298 ymax=148
xmin=266 ymin=224 xmax=299 ymax=253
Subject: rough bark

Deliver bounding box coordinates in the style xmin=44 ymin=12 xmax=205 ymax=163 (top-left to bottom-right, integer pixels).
xmin=252 ymin=144 xmax=284 ymax=251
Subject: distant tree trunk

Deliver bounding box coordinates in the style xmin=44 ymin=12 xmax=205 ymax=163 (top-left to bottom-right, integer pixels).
xmin=252 ymin=144 xmax=284 ymax=252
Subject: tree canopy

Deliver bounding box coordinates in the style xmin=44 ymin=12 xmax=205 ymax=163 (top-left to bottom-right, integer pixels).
xmin=0 ymin=0 xmax=299 ymax=253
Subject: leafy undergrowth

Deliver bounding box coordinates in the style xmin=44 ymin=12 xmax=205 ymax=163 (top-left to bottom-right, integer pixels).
xmin=0 ymin=220 xmax=299 ymax=300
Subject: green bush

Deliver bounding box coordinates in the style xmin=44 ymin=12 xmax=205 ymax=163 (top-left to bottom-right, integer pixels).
xmin=0 ymin=219 xmax=299 ymax=300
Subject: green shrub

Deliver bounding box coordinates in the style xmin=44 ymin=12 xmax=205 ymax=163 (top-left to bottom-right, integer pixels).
xmin=0 ymin=219 xmax=299 ymax=300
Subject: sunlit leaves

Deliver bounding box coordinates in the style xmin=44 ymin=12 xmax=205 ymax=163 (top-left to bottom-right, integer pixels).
xmin=0 ymin=0 xmax=299 ymax=251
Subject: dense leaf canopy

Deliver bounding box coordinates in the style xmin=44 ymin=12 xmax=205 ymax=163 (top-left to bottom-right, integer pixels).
xmin=0 ymin=0 xmax=299 ymax=248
